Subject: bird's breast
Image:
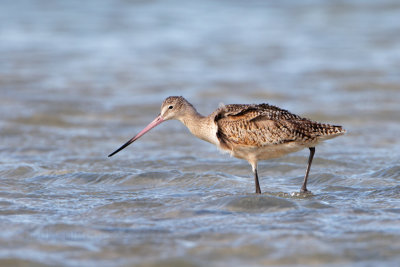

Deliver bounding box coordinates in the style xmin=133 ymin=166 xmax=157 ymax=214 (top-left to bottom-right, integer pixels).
xmin=227 ymin=142 xmax=308 ymax=162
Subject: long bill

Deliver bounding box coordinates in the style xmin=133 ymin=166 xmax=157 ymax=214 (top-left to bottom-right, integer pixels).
xmin=108 ymin=114 xmax=164 ymax=157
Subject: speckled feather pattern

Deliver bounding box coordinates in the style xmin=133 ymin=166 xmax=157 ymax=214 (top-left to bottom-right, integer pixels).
xmin=214 ymin=103 xmax=345 ymax=149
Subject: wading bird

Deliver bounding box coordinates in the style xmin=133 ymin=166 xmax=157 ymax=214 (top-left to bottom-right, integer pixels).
xmin=109 ymin=96 xmax=345 ymax=194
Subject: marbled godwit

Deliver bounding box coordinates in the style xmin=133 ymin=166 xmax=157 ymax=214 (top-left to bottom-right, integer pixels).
xmin=109 ymin=96 xmax=345 ymax=194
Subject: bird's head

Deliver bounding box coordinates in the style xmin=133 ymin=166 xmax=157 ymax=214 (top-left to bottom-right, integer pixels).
xmin=108 ymin=96 xmax=191 ymax=157
xmin=160 ymin=96 xmax=192 ymax=121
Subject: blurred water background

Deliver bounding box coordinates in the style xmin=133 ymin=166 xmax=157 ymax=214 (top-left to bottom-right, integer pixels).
xmin=1 ymin=0 xmax=400 ymax=266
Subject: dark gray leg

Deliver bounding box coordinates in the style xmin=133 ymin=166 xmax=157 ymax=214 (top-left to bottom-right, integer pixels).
xmin=301 ymin=147 xmax=315 ymax=193
xmin=254 ymin=167 xmax=261 ymax=194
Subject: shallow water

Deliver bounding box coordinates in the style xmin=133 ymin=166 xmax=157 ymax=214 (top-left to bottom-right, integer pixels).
xmin=1 ymin=0 xmax=400 ymax=266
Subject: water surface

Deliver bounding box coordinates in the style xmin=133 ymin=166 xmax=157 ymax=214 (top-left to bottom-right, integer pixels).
xmin=1 ymin=0 xmax=400 ymax=266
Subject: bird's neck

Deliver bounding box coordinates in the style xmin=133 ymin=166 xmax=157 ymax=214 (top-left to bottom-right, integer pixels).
xmin=179 ymin=108 xmax=217 ymax=145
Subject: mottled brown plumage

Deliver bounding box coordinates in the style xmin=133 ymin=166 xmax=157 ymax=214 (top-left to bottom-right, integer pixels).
xmin=214 ymin=103 xmax=344 ymax=149
xmin=109 ymin=96 xmax=346 ymax=194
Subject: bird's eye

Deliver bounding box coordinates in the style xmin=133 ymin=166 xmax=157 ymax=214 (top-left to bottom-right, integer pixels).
xmin=168 ymin=105 xmax=173 ymax=109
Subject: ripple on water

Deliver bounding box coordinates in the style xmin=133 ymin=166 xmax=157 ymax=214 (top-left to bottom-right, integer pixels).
xmin=167 ymin=171 xmax=244 ymax=192
xmin=28 ymin=223 xmax=109 ymax=252
xmin=321 ymin=185 xmax=355 ymax=192
xmin=12 ymin=113 xmax=75 ymax=128
xmin=308 ymin=172 xmax=344 ymax=188
xmin=120 ymin=170 xmax=182 ymax=186
xmin=221 ymin=195 xmax=297 ymax=213
xmin=134 ymin=258 xmax=199 ymax=267
xmin=365 ymin=185 xmax=400 ymax=200
xmin=0 ymin=259 xmax=53 ymax=267
xmin=302 ymin=200 xmax=333 ymax=209
xmin=93 ymin=200 xmax=165 ymax=217
xmin=371 ymin=165 xmax=400 ymax=180
xmin=28 ymin=171 xmax=129 ymax=186
xmin=0 ymin=164 xmax=37 ymax=179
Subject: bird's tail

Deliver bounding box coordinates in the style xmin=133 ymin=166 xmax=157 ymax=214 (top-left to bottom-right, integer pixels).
xmin=316 ymin=124 xmax=346 ymax=141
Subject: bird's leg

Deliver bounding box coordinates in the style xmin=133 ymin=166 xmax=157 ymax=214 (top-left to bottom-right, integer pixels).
xmin=254 ymin=167 xmax=262 ymax=194
xmin=301 ymin=147 xmax=315 ymax=193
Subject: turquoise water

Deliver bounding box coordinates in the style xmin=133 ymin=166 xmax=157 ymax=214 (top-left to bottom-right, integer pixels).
xmin=1 ymin=0 xmax=400 ymax=266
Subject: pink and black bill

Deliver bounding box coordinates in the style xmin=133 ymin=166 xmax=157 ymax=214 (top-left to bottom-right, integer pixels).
xmin=108 ymin=115 xmax=164 ymax=157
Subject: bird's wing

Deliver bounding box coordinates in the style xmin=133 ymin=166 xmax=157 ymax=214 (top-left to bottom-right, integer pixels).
xmin=214 ymin=103 xmax=303 ymax=120
xmin=214 ymin=104 xmax=317 ymax=149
